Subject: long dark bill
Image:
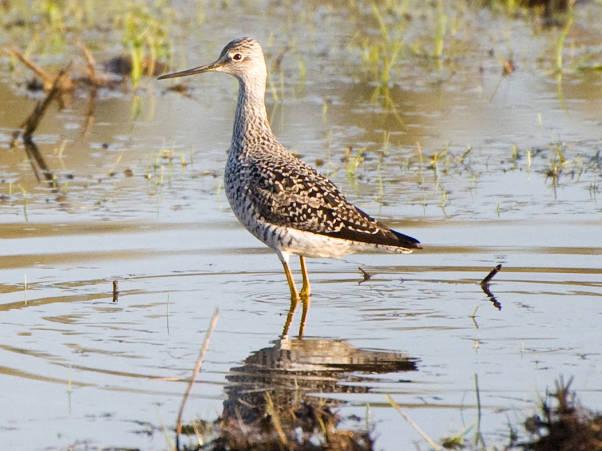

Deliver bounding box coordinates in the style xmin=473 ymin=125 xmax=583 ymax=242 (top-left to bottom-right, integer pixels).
xmin=157 ymin=60 xmax=222 ymax=80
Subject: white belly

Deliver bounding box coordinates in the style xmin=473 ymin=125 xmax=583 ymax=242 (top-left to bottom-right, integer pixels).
xmin=279 ymin=227 xmax=403 ymax=258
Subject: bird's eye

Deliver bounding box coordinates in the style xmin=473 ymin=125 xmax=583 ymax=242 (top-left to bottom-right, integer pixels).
xmin=232 ymin=53 xmax=242 ymax=61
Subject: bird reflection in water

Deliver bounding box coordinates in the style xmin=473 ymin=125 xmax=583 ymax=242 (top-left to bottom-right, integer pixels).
xmin=281 ymin=290 xmax=311 ymax=338
xmin=216 ymin=337 xmax=418 ymax=449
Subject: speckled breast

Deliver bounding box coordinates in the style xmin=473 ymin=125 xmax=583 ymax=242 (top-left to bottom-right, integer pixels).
xmin=224 ymin=152 xmax=285 ymax=251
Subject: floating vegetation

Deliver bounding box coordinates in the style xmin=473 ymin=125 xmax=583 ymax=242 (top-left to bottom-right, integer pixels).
xmin=143 ymin=147 xmax=190 ymax=187
xmin=403 ymin=141 xmax=600 ymax=186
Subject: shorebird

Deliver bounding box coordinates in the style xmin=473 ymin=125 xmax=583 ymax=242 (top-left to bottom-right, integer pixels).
xmin=158 ymin=38 xmax=420 ymax=331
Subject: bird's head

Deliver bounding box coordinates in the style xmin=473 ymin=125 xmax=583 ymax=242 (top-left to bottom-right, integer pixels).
xmin=158 ymin=37 xmax=266 ymax=85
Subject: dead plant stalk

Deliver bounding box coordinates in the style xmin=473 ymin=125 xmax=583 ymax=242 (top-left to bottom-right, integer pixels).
xmin=175 ymin=309 xmax=219 ymax=450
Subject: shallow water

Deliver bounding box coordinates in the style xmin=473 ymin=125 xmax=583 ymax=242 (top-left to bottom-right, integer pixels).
xmin=1 ymin=2 xmax=601 ymax=450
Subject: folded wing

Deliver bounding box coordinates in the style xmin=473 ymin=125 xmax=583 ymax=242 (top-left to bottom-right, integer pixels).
xmin=248 ymin=151 xmax=421 ymax=250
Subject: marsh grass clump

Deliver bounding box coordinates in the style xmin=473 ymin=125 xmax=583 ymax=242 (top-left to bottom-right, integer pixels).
xmin=433 ymin=378 xmax=602 ymax=450
xmin=393 ymin=140 xmax=599 ymax=215
xmin=541 ymin=142 xmax=593 ymax=188
xmin=519 ymin=378 xmax=602 ymax=451
xmin=355 ymin=2 xmax=407 ymax=89
xmin=115 ymin=4 xmax=172 ymax=86
xmin=180 ymin=398 xmax=373 ymax=451
xmin=343 ymin=145 xmax=367 ymax=182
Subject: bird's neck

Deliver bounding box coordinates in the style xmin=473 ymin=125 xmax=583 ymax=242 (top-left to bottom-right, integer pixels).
xmin=231 ymin=77 xmax=274 ymax=153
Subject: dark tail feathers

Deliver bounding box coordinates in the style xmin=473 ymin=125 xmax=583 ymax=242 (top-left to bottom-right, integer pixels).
xmin=391 ymin=229 xmax=421 ymax=249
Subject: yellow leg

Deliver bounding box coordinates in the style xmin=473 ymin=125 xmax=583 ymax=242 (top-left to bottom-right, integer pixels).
xmin=280 ymin=260 xmax=300 ymax=337
xmin=299 ymin=256 xmax=311 ymax=298
xmin=282 ymin=260 xmax=300 ymax=301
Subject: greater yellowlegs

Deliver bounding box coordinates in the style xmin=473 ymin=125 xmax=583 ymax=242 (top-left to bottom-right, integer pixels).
xmin=158 ymin=38 xmax=421 ymax=323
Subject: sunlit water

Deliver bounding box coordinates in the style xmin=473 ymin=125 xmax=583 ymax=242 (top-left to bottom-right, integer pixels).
xmin=1 ymin=2 xmax=601 ymax=450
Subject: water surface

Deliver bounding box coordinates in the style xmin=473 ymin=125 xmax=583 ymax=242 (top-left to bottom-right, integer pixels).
xmin=1 ymin=2 xmax=601 ymax=449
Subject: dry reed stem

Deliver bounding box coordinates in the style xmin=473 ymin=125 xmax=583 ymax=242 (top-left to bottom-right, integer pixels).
xmin=265 ymin=392 xmax=288 ymax=446
xmin=77 ymin=42 xmax=109 ymax=87
xmin=175 ymin=309 xmax=219 ymax=450
xmin=7 ymin=48 xmax=74 ymax=91
xmin=386 ymin=394 xmax=443 ymax=451
xmin=6 ymin=48 xmax=53 ymax=87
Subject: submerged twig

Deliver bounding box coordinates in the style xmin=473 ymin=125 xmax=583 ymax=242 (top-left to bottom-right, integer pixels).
xmin=79 ymin=88 xmax=97 ymax=139
xmin=8 ymin=67 xmax=70 ymax=191
xmin=481 ymin=264 xmax=502 ymax=286
xmin=112 ymin=280 xmax=119 ymax=303
xmin=175 ymin=309 xmax=219 ymax=451
xmin=358 ymin=266 xmax=372 ymax=283
xmin=480 ymin=264 xmax=503 ymax=310
xmin=482 ymin=283 xmax=502 ymax=310
xmin=27 ymin=67 xmax=69 ymax=139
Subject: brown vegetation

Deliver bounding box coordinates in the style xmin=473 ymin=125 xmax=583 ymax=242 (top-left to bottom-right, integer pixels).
xmin=519 ymin=378 xmax=602 ymax=451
